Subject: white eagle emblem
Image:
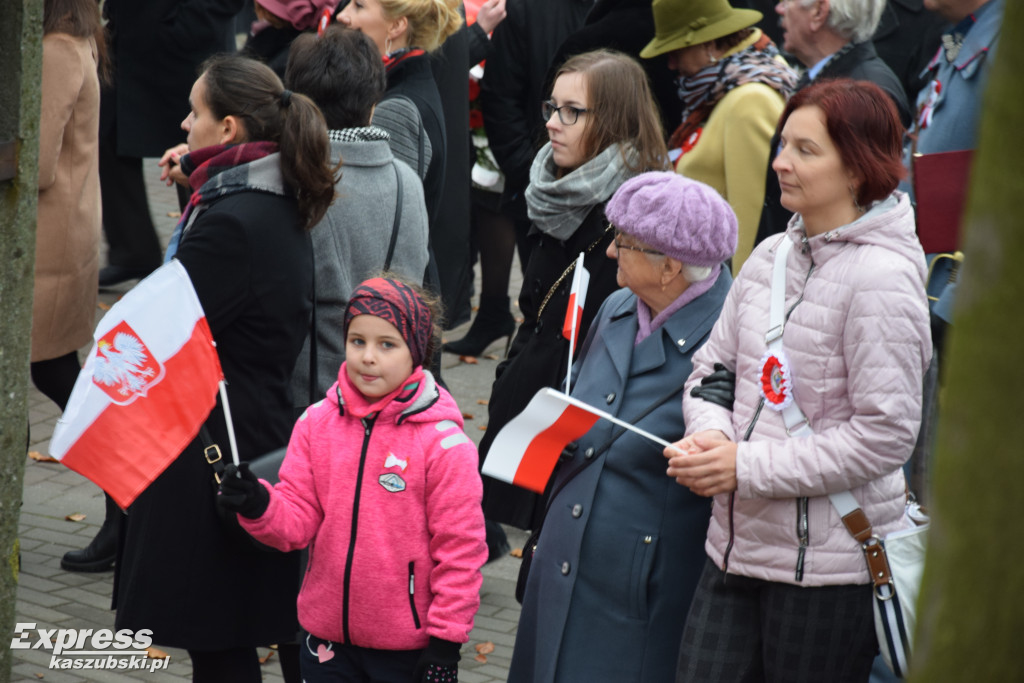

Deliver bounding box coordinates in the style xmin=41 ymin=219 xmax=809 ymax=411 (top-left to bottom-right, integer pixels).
xmin=92 ymin=321 xmax=164 ymax=405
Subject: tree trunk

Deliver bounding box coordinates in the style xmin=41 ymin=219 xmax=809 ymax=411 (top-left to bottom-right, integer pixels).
xmin=0 ymin=1 xmax=41 ymax=682
xmin=909 ymin=4 xmax=1024 ymax=680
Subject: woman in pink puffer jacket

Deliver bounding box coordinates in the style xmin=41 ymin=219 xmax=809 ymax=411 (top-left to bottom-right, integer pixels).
xmin=665 ymin=80 xmax=932 ymax=682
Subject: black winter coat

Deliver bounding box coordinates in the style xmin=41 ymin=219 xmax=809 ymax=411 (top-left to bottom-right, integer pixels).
xmin=114 ymin=187 xmax=311 ymax=649
xmin=102 ymin=0 xmax=243 ymax=157
xmin=755 ymin=41 xmax=910 ymax=245
xmin=479 ymin=203 xmax=618 ymax=529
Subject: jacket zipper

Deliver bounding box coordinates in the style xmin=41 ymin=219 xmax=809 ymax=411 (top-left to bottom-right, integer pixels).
xmin=342 ymin=413 xmax=377 ymax=644
xmin=408 ymin=561 xmax=421 ymax=629
xmin=795 ymin=497 xmax=809 ymax=581
xmin=722 ymin=399 xmax=766 ymax=575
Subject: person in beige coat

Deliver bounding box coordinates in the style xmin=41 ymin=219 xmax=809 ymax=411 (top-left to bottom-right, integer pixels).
xmin=36 ymin=0 xmax=119 ymax=573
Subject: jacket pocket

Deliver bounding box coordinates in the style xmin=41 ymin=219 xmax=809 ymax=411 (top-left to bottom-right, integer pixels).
xmin=407 ymin=561 xmax=422 ymax=629
xmin=628 ymin=533 xmax=658 ymax=621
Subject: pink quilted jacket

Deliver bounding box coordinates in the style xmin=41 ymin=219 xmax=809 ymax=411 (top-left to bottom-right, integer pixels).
xmin=240 ymin=366 xmax=487 ymax=649
xmin=683 ymin=193 xmax=932 ymax=586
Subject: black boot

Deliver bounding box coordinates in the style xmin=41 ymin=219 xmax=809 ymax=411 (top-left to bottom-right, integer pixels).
xmin=61 ymin=493 xmax=121 ymax=572
xmin=443 ymin=296 xmax=516 ymax=357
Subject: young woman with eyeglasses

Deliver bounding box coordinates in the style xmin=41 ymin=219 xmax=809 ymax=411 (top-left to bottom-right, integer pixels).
xmin=478 ymin=49 xmax=670 ymax=537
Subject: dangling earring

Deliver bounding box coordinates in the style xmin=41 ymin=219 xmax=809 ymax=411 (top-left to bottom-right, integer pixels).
xmin=385 ymin=37 xmax=393 ymax=55
xmin=850 ymin=184 xmax=864 ymax=213
xmin=708 ymin=49 xmax=718 ymax=65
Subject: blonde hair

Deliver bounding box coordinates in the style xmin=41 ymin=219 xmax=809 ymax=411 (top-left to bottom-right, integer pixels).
xmin=379 ymin=0 xmax=463 ymax=52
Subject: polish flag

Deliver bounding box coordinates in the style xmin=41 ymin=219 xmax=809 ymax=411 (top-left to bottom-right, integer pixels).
xmin=50 ymin=260 xmax=223 ymax=508
xmin=561 ymin=253 xmax=589 ymax=352
xmin=482 ymin=388 xmax=675 ymax=493
xmin=482 ymin=388 xmax=601 ymax=493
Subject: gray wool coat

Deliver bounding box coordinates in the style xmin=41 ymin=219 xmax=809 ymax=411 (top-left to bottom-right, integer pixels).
xmin=509 ymin=270 xmax=731 ymax=683
xmin=291 ymin=134 xmax=429 ymax=405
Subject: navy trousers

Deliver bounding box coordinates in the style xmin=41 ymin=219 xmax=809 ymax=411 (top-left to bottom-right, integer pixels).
xmin=300 ymin=633 xmax=424 ymax=683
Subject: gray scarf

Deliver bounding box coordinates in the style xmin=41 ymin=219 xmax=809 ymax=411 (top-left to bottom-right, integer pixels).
xmin=525 ymin=143 xmax=633 ymax=240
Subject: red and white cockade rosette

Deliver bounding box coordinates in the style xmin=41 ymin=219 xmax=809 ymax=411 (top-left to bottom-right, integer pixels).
xmin=759 ymin=348 xmax=795 ymax=411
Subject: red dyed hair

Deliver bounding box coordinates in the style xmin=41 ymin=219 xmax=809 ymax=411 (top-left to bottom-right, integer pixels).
xmin=777 ymin=79 xmax=906 ymax=207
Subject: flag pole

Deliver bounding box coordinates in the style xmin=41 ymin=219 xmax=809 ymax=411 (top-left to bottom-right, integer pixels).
xmin=564 ymin=252 xmax=586 ymax=395
xmin=556 ymin=390 xmax=683 ymax=452
xmin=218 ymin=380 xmax=240 ymax=466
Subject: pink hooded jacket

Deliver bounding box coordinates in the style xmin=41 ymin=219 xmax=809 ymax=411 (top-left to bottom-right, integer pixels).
xmin=241 ymin=365 xmax=487 ymax=649
xmin=683 ymin=192 xmax=932 ymax=586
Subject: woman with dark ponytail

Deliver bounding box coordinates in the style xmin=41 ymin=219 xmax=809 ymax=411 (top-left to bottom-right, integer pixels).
xmin=115 ymin=55 xmax=336 ymax=683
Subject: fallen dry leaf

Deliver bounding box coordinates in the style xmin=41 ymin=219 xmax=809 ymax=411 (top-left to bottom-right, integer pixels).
xmin=97 ymin=301 xmax=112 ymax=311
xmin=35 ymin=673 xmax=44 ymax=679
xmin=28 ymin=451 xmax=59 ymax=463
xmin=477 ymin=399 xmax=489 ymax=406
xmin=145 ymin=646 xmax=169 ymax=659
xmin=483 ymin=354 xmax=500 ymax=361
xmin=459 ymin=355 xmax=479 ymax=364
xmin=461 ymin=412 xmax=474 ymax=420
xmin=475 ymin=641 xmax=495 ymax=655
xmin=167 ymin=211 xmax=181 ymax=218
xmin=64 ymin=513 xmax=87 ymax=522
xmin=509 ymin=547 xmax=524 ymax=558
xmin=478 ymin=425 xmax=487 ymax=431
xmin=474 ymin=654 xmax=488 ymax=663
xmin=258 ymin=650 xmax=276 ymax=665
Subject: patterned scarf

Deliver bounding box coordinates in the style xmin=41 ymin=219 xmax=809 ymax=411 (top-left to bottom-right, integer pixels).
xmin=328 ymin=126 xmax=391 ymax=143
xmin=383 ymin=47 xmax=426 ymax=71
xmin=670 ymin=33 xmax=797 ymax=151
xmin=164 ymin=142 xmax=282 ymax=260
xmin=525 ymin=143 xmax=634 ymax=240
xmin=344 ymin=277 xmax=433 ymax=368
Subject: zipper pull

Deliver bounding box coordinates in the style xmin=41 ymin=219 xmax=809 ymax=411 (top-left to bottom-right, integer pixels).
xmin=800 ymin=235 xmax=810 ymax=254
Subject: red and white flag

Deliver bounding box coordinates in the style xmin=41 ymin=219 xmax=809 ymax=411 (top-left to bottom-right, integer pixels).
xmin=561 ymin=253 xmax=589 ymax=352
xmin=482 ymin=388 xmax=600 ymax=493
xmin=50 ymin=260 xmax=223 ymax=508
xmin=482 ymin=388 xmax=675 ymax=493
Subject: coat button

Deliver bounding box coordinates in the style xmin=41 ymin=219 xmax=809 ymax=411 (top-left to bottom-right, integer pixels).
xmin=584 ymin=447 xmax=595 ymax=459
xmin=561 ymin=561 xmax=571 ymax=575
xmin=605 ymin=393 xmax=615 ymax=404
xmin=572 ymin=504 xmax=583 ymax=518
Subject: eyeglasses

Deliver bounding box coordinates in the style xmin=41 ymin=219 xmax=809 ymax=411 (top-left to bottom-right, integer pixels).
xmin=612 ymin=228 xmax=662 ymax=255
xmin=541 ymin=100 xmax=588 ymax=126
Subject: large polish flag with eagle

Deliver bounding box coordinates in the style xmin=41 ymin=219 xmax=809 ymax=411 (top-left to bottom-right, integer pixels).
xmin=50 ymin=260 xmax=223 ymax=508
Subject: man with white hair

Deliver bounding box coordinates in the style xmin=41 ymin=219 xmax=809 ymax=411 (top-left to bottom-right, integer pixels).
xmin=754 ymin=0 xmax=910 ymax=242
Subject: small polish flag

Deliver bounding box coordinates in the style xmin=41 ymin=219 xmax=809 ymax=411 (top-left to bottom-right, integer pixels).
xmin=49 ymin=260 xmax=223 ymax=508
xmin=482 ymin=388 xmax=676 ymax=493
xmin=561 ymin=253 xmax=589 ymax=352
xmin=482 ymin=388 xmax=600 ymax=493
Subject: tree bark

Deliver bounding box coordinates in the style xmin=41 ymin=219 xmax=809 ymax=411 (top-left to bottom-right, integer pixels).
xmin=909 ymin=3 xmax=1024 ymax=680
xmin=0 ymin=2 xmax=41 ymax=681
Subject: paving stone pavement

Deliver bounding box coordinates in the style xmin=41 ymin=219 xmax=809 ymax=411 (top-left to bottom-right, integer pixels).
xmin=13 ymin=161 xmax=527 ymax=682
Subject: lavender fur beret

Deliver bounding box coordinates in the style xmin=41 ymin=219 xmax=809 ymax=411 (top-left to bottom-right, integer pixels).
xmin=605 ymin=171 xmax=738 ymax=267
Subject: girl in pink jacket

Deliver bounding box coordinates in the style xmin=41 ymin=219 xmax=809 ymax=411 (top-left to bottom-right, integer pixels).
xmin=219 ymin=277 xmax=487 ymax=683
xmin=665 ymin=80 xmax=932 ymax=681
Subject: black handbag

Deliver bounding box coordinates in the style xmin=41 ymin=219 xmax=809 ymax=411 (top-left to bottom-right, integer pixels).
xmin=514 ymin=375 xmax=693 ymax=603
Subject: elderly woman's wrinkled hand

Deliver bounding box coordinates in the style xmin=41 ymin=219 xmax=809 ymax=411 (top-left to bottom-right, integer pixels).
xmin=664 ymin=431 xmax=737 ymax=497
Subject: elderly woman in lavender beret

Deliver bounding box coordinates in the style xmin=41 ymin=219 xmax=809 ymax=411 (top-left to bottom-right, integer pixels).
xmin=509 ymin=171 xmax=737 ymax=683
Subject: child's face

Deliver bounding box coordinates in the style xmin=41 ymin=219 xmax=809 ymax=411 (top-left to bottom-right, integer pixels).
xmin=345 ymin=314 xmax=415 ymax=398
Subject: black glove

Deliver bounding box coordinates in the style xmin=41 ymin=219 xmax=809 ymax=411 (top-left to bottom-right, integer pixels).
xmin=216 ymin=463 xmax=269 ymax=519
xmin=415 ymin=637 xmax=460 ymax=683
xmin=689 ymin=363 xmax=736 ymax=410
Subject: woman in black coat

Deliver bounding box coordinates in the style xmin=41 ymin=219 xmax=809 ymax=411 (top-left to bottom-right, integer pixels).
xmin=114 ymin=55 xmax=336 ymax=683
xmin=478 ymin=50 xmax=670 ymax=532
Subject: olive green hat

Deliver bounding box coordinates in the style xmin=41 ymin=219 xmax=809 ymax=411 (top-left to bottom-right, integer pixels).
xmin=640 ymin=0 xmax=763 ymax=59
